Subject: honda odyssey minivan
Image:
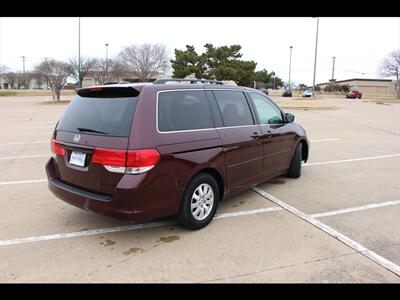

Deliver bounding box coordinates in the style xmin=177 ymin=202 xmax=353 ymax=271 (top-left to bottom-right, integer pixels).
xmin=46 ymin=79 xmax=309 ymax=230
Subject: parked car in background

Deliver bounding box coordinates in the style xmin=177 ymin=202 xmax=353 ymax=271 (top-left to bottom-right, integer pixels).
xmin=303 ymin=90 xmax=313 ymax=97
xmin=46 ymin=78 xmax=309 ymax=230
xmin=282 ymin=89 xmax=292 ymax=97
xmin=346 ymin=90 xmax=362 ymax=99
xmin=260 ymin=88 xmax=269 ymax=95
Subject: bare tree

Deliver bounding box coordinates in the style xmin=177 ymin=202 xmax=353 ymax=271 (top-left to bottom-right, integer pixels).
xmin=68 ymin=56 xmax=96 ymax=87
xmin=34 ymin=59 xmax=71 ymax=101
xmin=119 ymin=43 xmax=170 ymax=81
xmin=16 ymin=72 xmax=34 ymax=89
xmin=379 ymin=49 xmax=400 ymax=98
xmin=3 ymin=72 xmax=18 ymax=89
xmin=90 ymin=58 xmax=125 ymax=85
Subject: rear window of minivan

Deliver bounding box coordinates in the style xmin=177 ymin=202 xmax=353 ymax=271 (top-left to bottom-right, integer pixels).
xmin=57 ymin=95 xmax=137 ymax=137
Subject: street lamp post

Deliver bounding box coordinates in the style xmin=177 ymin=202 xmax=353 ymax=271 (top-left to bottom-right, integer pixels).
xmin=312 ymin=17 xmax=320 ymax=98
xmin=105 ymin=43 xmax=109 ymax=70
xmin=288 ymin=46 xmax=293 ymax=91
xmin=78 ymin=17 xmax=81 ymax=88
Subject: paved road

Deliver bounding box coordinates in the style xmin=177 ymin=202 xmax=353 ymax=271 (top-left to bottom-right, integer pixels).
xmin=0 ymin=96 xmax=399 ymax=282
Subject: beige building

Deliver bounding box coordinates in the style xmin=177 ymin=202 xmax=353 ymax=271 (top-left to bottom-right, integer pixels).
xmin=317 ymin=78 xmax=397 ymax=97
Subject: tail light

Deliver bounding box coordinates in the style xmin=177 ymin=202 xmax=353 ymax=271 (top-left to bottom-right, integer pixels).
xmin=51 ymin=139 xmax=65 ymax=156
xmin=92 ymin=148 xmax=160 ymax=174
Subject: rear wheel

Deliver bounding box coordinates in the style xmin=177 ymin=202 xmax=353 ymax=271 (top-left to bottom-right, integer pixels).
xmin=287 ymin=143 xmax=302 ymax=178
xmin=176 ymin=173 xmax=219 ymax=230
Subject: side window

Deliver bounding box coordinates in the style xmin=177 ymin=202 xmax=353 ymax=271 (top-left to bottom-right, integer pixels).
xmin=213 ymin=90 xmax=254 ymax=127
xmin=249 ymin=92 xmax=283 ymax=124
xmin=158 ymin=90 xmax=214 ymax=132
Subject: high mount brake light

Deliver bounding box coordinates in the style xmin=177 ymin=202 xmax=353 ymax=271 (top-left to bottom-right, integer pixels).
xmin=51 ymin=140 xmax=65 ymax=156
xmin=92 ymin=148 xmax=160 ymax=174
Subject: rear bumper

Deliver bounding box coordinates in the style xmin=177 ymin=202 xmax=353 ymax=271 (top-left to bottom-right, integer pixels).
xmin=45 ymin=158 xmax=181 ymax=221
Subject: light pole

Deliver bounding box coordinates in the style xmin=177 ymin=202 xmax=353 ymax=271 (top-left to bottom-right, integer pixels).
xmin=78 ymin=17 xmax=81 ymax=88
xmin=21 ymin=56 xmax=26 ymax=89
xmin=312 ymin=17 xmax=319 ymax=98
xmin=288 ymin=46 xmax=293 ymax=91
xmin=105 ymin=43 xmax=109 ymax=70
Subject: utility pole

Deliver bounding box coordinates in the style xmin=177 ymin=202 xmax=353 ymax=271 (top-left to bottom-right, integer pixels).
xmin=105 ymin=43 xmax=109 ymax=82
xmin=288 ymin=46 xmax=293 ymax=91
xmin=21 ymin=56 xmax=26 ymax=89
xmin=78 ymin=17 xmax=81 ymax=88
xmin=331 ymin=56 xmax=336 ymax=81
xmin=312 ymin=17 xmax=319 ymax=98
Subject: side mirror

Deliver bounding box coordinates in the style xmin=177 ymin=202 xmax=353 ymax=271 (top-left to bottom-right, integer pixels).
xmin=285 ymin=112 xmax=295 ymax=123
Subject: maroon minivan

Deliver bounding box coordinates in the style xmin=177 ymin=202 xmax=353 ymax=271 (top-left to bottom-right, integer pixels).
xmin=46 ymin=79 xmax=309 ymax=229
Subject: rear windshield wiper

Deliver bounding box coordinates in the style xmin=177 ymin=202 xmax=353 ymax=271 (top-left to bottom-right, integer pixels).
xmin=76 ymin=127 xmax=110 ymax=135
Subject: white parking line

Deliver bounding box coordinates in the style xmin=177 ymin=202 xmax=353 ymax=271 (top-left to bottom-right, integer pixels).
xmin=0 ymin=207 xmax=282 ymax=246
xmin=310 ymin=138 xmax=341 ymax=143
xmin=0 ymin=141 xmax=48 ymax=146
xmin=27 ymin=126 xmax=54 ymax=129
xmin=311 ymin=200 xmax=400 ymax=219
xmin=0 ymin=179 xmax=47 ymax=186
xmin=304 ymin=154 xmax=400 ymax=167
xmin=0 ymin=154 xmax=49 ymax=160
xmin=252 ymin=186 xmax=400 ymax=276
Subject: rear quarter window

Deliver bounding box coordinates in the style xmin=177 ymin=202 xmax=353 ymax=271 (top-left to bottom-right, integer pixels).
xmin=157 ymin=90 xmax=214 ymax=132
xmin=57 ymin=95 xmax=137 ymax=137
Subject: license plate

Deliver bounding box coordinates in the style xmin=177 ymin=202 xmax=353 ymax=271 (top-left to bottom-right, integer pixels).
xmin=69 ymin=151 xmax=86 ymax=167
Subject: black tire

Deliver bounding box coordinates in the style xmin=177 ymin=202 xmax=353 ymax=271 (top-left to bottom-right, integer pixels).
xmin=287 ymin=143 xmax=302 ymax=178
xmin=176 ymin=172 xmax=219 ymax=230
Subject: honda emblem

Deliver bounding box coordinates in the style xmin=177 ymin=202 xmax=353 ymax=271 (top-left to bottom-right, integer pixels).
xmin=73 ymin=134 xmax=81 ymax=143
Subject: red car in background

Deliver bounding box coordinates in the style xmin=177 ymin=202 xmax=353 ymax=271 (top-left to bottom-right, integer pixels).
xmin=346 ymin=90 xmax=362 ymax=99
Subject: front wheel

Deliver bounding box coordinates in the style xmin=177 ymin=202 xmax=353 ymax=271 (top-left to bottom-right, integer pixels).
xmin=287 ymin=143 xmax=302 ymax=178
xmin=176 ymin=173 xmax=219 ymax=230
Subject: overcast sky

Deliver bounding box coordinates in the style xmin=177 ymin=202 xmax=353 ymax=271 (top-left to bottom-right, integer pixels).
xmin=1 ymin=17 xmax=399 ymax=85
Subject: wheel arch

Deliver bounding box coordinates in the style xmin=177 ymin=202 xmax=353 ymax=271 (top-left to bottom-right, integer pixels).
xmin=191 ymin=167 xmax=225 ymax=201
xmin=298 ymin=139 xmax=309 ymax=162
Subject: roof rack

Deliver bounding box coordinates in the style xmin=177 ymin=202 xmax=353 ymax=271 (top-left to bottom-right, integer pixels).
xmin=153 ymin=78 xmax=225 ymax=85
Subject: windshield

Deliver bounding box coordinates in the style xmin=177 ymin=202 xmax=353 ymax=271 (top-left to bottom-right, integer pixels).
xmin=57 ymin=95 xmax=138 ymax=137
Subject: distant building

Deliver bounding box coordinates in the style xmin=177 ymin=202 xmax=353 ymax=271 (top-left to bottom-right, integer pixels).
xmin=316 ymin=78 xmax=397 ymax=97
xmin=0 ymin=75 xmax=47 ymax=90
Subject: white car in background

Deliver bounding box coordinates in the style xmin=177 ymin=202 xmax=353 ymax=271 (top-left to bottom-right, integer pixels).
xmin=303 ymin=90 xmax=313 ymax=97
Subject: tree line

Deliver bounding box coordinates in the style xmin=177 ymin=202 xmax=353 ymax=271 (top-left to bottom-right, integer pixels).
xmin=171 ymin=44 xmax=284 ymax=88
xmin=1 ymin=43 xmax=287 ymax=101
xmin=1 ymin=44 xmax=170 ymax=101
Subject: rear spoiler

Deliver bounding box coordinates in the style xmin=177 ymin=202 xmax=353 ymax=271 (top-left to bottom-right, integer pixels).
xmin=76 ymin=86 xmax=141 ymax=98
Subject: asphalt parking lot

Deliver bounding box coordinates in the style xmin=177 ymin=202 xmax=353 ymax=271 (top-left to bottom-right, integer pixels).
xmin=0 ymin=95 xmax=399 ymax=283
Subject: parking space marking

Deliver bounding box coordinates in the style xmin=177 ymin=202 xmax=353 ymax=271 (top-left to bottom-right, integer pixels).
xmin=27 ymin=126 xmax=54 ymax=129
xmin=0 ymin=179 xmax=47 ymax=186
xmin=0 ymin=141 xmax=48 ymax=146
xmin=311 ymin=200 xmax=400 ymax=219
xmin=252 ymin=186 xmax=400 ymax=276
xmin=304 ymin=154 xmax=400 ymax=167
xmin=1 ymin=154 xmax=49 ymax=160
xmin=309 ymin=138 xmax=341 ymax=143
xmin=0 ymin=207 xmax=282 ymax=246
